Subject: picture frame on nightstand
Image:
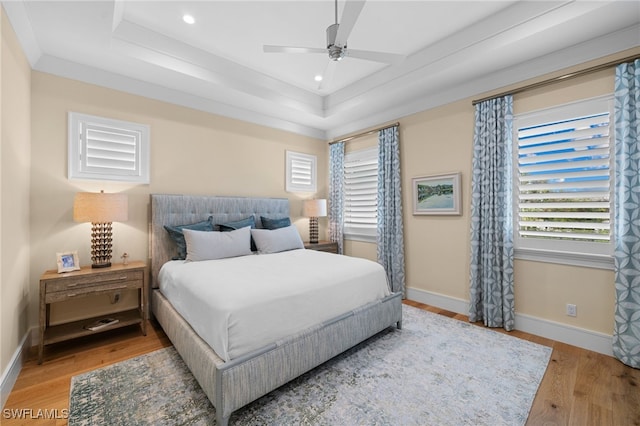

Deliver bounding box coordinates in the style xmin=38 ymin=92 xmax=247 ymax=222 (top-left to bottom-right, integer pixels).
xmin=56 ymin=250 xmax=80 ymax=273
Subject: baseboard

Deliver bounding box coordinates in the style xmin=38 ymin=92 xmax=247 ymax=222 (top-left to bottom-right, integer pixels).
xmin=405 ymin=286 xmax=614 ymax=357
xmin=515 ymin=313 xmax=613 ymax=357
xmin=1 ymin=331 xmax=32 ymax=409
xmin=406 ymin=287 xmax=469 ymax=315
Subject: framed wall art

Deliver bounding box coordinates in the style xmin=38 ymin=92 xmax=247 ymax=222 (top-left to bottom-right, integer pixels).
xmin=412 ymin=172 xmax=461 ymax=215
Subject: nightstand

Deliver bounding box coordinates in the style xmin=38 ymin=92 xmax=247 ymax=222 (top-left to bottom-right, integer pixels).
xmin=38 ymin=261 xmax=147 ymax=364
xmin=304 ymin=240 xmax=339 ymax=254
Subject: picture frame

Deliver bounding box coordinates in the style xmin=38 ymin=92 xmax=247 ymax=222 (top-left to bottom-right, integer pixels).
xmin=56 ymin=251 xmax=81 ymax=273
xmin=412 ymin=172 xmax=462 ymax=215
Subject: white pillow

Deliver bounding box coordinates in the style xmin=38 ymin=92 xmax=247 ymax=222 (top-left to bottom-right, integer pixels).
xmin=250 ymin=225 xmax=304 ymax=254
xmin=183 ymin=227 xmax=252 ymax=261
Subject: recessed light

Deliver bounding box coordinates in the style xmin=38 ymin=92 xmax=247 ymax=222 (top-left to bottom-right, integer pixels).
xmin=314 ymin=75 xmax=323 ymax=82
xmin=183 ymin=14 xmax=195 ymax=25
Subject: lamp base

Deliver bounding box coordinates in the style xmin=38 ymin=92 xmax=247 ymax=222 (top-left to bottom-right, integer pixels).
xmin=309 ymin=217 xmax=319 ymax=244
xmin=90 ymin=222 xmax=114 ymax=269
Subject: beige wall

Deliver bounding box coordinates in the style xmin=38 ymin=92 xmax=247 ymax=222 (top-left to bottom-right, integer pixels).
xmin=1 ymin=8 xmax=31 ymax=377
xmin=401 ymin=99 xmax=474 ymax=302
xmin=29 ymin=72 xmax=326 ymax=325
xmin=345 ymin=49 xmax=640 ymax=337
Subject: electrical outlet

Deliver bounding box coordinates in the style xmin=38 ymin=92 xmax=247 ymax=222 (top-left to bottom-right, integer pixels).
xmin=566 ymin=303 xmax=577 ymax=317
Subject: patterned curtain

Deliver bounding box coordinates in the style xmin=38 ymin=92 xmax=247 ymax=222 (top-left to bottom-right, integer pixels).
xmin=612 ymin=59 xmax=640 ymax=369
xmin=469 ymin=95 xmax=515 ymax=330
xmin=377 ymin=126 xmax=405 ymax=295
xmin=329 ymin=142 xmax=345 ymax=254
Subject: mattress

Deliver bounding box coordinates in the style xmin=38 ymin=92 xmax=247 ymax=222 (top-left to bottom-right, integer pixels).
xmin=158 ymin=249 xmax=390 ymax=362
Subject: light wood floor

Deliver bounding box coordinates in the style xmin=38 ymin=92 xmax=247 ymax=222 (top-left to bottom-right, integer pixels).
xmin=4 ymin=301 xmax=639 ymax=425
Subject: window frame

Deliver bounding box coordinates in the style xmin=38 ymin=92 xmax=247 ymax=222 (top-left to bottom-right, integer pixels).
xmin=512 ymin=95 xmax=615 ymax=270
xmin=68 ymin=112 xmax=150 ymax=184
xmin=343 ymin=146 xmax=378 ymax=243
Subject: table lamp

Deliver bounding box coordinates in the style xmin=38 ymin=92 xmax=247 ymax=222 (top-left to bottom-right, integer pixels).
xmin=302 ymin=199 xmax=327 ymax=244
xmin=73 ymin=190 xmax=128 ymax=268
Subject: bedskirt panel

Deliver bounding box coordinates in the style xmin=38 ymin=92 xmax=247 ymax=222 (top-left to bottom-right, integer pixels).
xmin=218 ymin=292 xmax=403 ymax=419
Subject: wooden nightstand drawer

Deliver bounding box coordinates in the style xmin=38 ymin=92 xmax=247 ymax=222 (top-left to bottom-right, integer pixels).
xmin=44 ymin=270 xmax=143 ymax=294
xmin=45 ymin=279 xmax=143 ymax=303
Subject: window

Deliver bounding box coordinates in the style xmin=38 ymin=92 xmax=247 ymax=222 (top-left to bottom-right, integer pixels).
xmin=513 ymin=96 xmax=614 ymax=269
xmin=68 ymin=112 xmax=150 ymax=183
xmin=344 ymin=147 xmax=378 ymax=241
xmin=286 ymin=151 xmax=317 ymax=192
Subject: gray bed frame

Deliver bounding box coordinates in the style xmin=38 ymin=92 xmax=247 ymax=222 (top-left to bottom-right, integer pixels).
xmin=150 ymin=194 xmax=403 ymax=425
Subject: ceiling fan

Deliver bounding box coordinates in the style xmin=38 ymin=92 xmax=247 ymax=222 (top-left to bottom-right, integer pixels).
xmin=263 ymin=0 xmax=405 ymax=90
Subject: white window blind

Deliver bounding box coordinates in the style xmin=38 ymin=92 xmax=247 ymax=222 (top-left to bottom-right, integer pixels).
xmin=344 ymin=147 xmax=378 ymax=240
xmin=84 ymin=124 xmax=139 ymax=174
xmin=514 ymin=96 xmax=614 ymax=265
xmin=286 ymin=151 xmax=317 ymax=192
xmin=68 ymin=112 xmax=150 ymax=183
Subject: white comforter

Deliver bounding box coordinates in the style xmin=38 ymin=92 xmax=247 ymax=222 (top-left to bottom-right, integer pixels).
xmin=158 ymin=249 xmax=390 ymax=362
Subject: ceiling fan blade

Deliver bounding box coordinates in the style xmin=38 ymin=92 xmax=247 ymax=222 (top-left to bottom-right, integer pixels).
xmin=263 ymin=45 xmax=327 ymax=55
xmin=318 ymin=60 xmax=338 ymax=91
xmin=345 ymin=49 xmax=405 ymax=64
xmin=334 ymin=0 xmax=366 ymax=47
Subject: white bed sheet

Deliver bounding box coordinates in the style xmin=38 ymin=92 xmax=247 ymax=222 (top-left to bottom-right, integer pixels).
xmin=158 ymin=249 xmax=390 ymax=361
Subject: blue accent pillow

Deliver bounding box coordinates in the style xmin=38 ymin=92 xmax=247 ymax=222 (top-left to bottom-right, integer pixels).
xmin=219 ymin=216 xmax=256 ymax=251
xmin=261 ymin=216 xmax=291 ymax=230
xmin=164 ymin=216 xmax=214 ymax=260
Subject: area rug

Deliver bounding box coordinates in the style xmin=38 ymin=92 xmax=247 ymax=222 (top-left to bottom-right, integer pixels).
xmin=69 ymin=305 xmax=552 ymax=425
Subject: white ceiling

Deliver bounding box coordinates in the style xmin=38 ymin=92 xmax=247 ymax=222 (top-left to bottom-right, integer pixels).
xmin=4 ymin=1 xmax=640 ymax=140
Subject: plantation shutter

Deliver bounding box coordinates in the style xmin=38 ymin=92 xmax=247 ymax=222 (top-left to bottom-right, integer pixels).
xmin=516 ymin=102 xmax=612 ymax=244
xmin=82 ymin=123 xmax=140 ymax=176
xmin=344 ymin=147 xmax=377 ymax=238
xmin=286 ymin=151 xmax=317 ymax=192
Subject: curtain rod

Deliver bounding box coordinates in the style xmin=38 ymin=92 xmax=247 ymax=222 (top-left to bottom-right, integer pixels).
xmin=472 ymin=53 xmax=640 ymax=106
xmin=329 ymin=122 xmax=399 ymax=145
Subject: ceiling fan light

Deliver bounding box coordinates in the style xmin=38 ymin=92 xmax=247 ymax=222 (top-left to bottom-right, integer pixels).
xmin=328 ymin=45 xmax=344 ymax=61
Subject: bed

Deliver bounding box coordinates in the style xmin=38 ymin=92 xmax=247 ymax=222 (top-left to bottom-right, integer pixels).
xmin=150 ymin=194 xmax=403 ymax=425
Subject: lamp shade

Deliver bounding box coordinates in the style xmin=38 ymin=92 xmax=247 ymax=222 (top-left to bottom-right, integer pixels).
xmin=73 ymin=191 xmax=128 ymax=223
xmin=302 ymin=199 xmax=327 ymax=218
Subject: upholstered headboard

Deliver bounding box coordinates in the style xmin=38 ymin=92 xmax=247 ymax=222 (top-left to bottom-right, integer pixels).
xmin=150 ymin=194 xmax=290 ymax=288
